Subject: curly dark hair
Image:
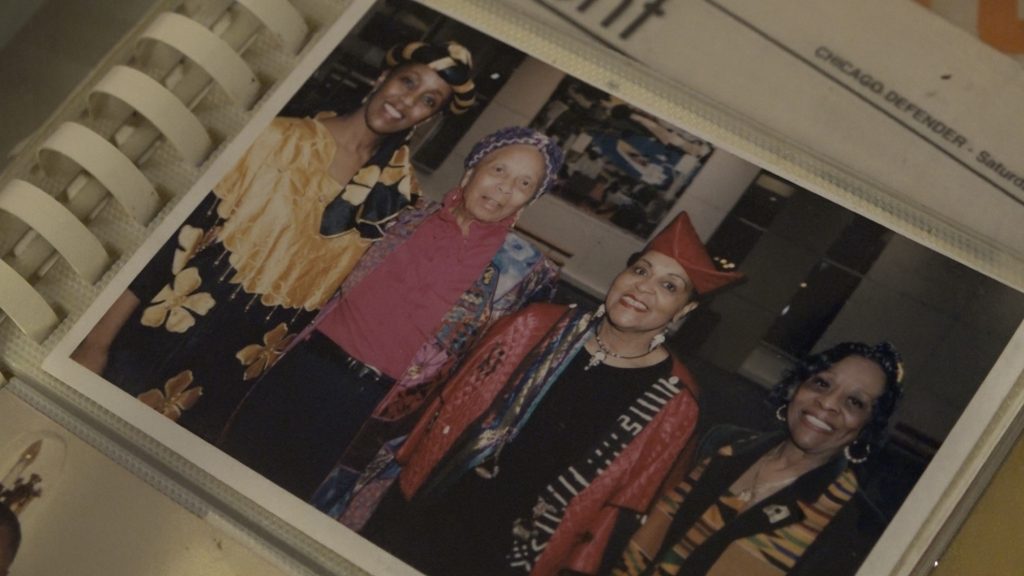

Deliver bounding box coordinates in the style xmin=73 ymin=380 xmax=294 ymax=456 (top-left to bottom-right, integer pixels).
xmin=769 ymin=341 xmax=904 ymax=462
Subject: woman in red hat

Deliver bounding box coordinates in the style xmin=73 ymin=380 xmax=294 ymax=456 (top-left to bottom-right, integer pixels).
xmin=356 ymin=212 xmax=744 ymax=576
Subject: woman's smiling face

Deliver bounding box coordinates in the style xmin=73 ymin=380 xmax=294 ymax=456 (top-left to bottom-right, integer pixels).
xmin=603 ymin=250 xmax=697 ymax=336
xmin=786 ymin=355 xmax=886 ymax=459
xmin=363 ymin=63 xmax=452 ymax=134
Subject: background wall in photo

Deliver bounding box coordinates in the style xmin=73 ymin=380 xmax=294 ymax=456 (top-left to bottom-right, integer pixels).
xmin=529 ymin=77 xmax=714 ymax=239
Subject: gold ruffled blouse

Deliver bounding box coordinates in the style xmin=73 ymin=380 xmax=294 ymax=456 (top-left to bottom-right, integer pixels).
xmin=212 ymin=115 xmax=410 ymax=311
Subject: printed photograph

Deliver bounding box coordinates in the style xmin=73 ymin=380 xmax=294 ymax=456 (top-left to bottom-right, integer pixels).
xmin=45 ymin=1 xmax=1024 ymax=574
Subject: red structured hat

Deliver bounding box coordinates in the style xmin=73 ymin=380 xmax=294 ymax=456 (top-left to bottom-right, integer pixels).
xmin=647 ymin=212 xmax=744 ymax=295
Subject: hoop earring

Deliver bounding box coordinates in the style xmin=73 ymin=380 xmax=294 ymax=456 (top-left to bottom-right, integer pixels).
xmin=770 ymin=403 xmax=786 ymax=422
xmin=844 ymin=441 xmax=870 ymax=464
xmin=775 ymin=404 xmax=787 ymax=422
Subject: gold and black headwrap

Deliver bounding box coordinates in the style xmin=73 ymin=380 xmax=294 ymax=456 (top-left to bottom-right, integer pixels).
xmin=385 ymin=41 xmax=476 ymax=114
xmin=319 ymin=41 xmax=476 ymax=238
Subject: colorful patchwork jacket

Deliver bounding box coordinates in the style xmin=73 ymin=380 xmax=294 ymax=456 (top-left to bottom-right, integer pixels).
xmin=395 ymin=303 xmax=701 ymax=576
xmin=305 ymin=196 xmax=559 ymax=519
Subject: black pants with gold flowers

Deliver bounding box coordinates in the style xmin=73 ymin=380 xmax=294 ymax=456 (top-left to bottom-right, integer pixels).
xmin=102 ymin=193 xmax=318 ymax=443
xmin=218 ymin=330 xmax=396 ymax=500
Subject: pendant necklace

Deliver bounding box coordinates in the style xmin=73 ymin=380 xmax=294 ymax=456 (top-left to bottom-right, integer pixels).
xmin=584 ymin=321 xmax=654 ymax=371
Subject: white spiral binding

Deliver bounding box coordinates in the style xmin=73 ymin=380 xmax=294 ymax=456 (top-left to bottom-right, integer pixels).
xmin=0 ymin=260 xmax=60 ymax=342
xmin=235 ymin=0 xmax=309 ymax=54
xmin=38 ymin=122 xmax=162 ymax=224
xmin=0 ymin=179 xmax=110 ymax=284
xmin=139 ymin=12 xmax=260 ymax=108
xmin=88 ymin=65 xmax=213 ymax=166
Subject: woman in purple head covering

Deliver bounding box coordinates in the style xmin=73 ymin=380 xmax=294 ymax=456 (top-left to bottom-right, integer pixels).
xmin=219 ymin=127 xmax=565 ymax=503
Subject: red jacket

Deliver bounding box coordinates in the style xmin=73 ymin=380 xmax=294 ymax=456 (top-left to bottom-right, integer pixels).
xmin=397 ymin=303 xmax=701 ymax=575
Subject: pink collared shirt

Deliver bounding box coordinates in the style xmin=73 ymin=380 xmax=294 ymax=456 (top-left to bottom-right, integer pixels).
xmin=316 ymin=191 xmax=509 ymax=378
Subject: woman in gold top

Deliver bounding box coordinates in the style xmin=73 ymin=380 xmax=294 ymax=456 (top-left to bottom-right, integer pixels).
xmin=71 ymin=42 xmax=475 ymax=442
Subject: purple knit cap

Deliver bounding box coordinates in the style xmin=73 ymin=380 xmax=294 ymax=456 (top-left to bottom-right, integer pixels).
xmin=464 ymin=126 xmax=565 ymax=200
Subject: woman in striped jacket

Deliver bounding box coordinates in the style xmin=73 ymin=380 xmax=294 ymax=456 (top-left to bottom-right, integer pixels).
xmin=616 ymin=341 xmax=904 ymax=576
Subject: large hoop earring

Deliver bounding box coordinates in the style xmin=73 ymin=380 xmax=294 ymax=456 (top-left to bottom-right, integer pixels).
xmin=775 ymin=404 xmax=787 ymax=422
xmin=844 ymin=441 xmax=870 ymax=464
